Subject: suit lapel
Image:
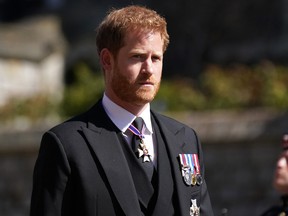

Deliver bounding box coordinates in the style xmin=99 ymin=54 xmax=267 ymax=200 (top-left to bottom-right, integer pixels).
xmin=79 ymin=101 xmax=194 ymax=215
xmin=81 ymin=101 xmax=142 ymax=216
xmin=150 ymin=116 xmax=174 ymax=215
xmin=151 ymin=112 xmax=193 ymax=216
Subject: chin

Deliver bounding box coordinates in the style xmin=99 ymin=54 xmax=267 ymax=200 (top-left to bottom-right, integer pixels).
xmin=134 ymin=98 xmax=153 ymax=106
xmin=139 ymin=89 xmax=157 ymax=99
xmin=142 ymin=95 xmax=156 ymax=103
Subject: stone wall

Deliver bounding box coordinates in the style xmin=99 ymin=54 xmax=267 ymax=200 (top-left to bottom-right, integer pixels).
xmin=0 ymin=109 xmax=287 ymax=216
xmin=0 ymin=16 xmax=66 ymax=106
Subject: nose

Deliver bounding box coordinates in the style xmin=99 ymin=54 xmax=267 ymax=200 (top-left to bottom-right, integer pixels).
xmin=141 ymin=58 xmax=153 ymax=74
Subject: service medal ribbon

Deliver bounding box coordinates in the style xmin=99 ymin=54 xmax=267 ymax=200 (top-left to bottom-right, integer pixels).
xmin=179 ymin=154 xmax=195 ymax=186
xmin=192 ymin=154 xmax=200 ymax=174
xmin=128 ymin=123 xmax=151 ymax=162
xmin=179 ymin=154 xmax=203 ymax=186
xmin=128 ymin=124 xmax=144 ymax=139
xmin=192 ymin=154 xmax=203 ymax=185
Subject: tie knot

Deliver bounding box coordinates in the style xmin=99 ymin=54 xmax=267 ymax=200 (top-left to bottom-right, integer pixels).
xmin=133 ymin=117 xmax=143 ymax=131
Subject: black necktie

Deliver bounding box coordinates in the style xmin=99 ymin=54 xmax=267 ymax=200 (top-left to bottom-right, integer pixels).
xmin=132 ymin=117 xmax=154 ymax=181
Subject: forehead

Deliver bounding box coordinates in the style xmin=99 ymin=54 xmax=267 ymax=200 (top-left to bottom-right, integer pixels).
xmin=123 ymin=30 xmax=164 ymax=50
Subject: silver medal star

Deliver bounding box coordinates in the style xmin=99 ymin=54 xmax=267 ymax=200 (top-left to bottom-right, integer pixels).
xmin=137 ymin=143 xmax=151 ymax=162
xmin=190 ymin=199 xmax=200 ymax=216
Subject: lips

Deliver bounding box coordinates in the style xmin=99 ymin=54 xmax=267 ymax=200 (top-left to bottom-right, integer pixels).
xmin=138 ymin=78 xmax=156 ymax=86
xmin=140 ymin=81 xmax=154 ymax=86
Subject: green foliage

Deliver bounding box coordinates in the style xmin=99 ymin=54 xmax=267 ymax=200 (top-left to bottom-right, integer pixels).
xmin=154 ymin=79 xmax=206 ymax=111
xmin=1 ymin=61 xmax=288 ymax=122
xmin=200 ymin=64 xmax=263 ymax=109
xmin=60 ymin=62 xmax=104 ymax=117
xmin=0 ymin=95 xmax=58 ymax=123
xmin=253 ymin=63 xmax=285 ymax=107
xmin=155 ymin=61 xmax=288 ymax=111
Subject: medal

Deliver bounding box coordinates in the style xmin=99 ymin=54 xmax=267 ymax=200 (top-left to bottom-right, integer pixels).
xmin=179 ymin=154 xmax=194 ymax=186
xmin=183 ymin=167 xmax=192 ymax=186
xmin=191 ymin=174 xmax=197 ymax=186
xmin=196 ymin=174 xmax=203 ymax=185
xmin=190 ymin=199 xmax=200 ymax=216
xmin=192 ymin=154 xmax=202 ymax=185
xmin=192 ymin=154 xmax=200 ymax=174
xmin=128 ymin=123 xmax=151 ymax=162
xmin=138 ymin=140 xmax=151 ymax=162
xmin=179 ymin=154 xmax=191 ymax=186
xmin=179 ymin=154 xmax=202 ymax=186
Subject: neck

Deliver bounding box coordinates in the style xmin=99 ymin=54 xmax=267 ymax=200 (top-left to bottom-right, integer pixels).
xmin=104 ymin=92 xmax=150 ymax=116
xmin=119 ymin=101 xmax=149 ymax=116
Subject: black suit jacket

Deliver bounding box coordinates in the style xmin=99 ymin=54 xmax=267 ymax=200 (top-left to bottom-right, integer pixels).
xmin=30 ymin=99 xmax=214 ymax=216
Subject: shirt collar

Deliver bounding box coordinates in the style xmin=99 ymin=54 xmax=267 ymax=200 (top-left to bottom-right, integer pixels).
xmin=102 ymin=94 xmax=153 ymax=134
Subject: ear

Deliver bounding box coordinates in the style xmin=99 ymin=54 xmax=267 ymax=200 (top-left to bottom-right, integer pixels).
xmin=100 ymin=48 xmax=114 ymax=71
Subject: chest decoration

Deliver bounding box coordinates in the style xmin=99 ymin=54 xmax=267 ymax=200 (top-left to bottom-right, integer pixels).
xmin=128 ymin=124 xmax=151 ymax=162
xmin=190 ymin=199 xmax=200 ymax=216
xmin=137 ymin=139 xmax=151 ymax=162
xmin=179 ymin=154 xmax=202 ymax=186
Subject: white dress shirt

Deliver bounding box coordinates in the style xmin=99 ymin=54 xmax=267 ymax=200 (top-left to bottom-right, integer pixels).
xmin=102 ymin=94 xmax=157 ymax=165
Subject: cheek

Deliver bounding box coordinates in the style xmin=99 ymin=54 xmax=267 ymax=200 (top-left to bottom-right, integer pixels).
xmin=119 ymin=62 xmax=140 ymax=79
xmin=156 ymin=68 xmax=163 ymax=82
xmin=153 ymin=63 xmax=163 ymax=79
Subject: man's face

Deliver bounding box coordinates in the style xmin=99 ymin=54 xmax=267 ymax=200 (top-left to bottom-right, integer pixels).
xmin=104 ymin=30 xmax=164 ymax=110
xmin=273 ymin=150 xmax=288 ymax=194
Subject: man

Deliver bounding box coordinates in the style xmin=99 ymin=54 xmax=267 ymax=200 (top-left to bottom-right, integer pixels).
xmin=30 ymin=5 xmax=213 ymax=216
xmin=262 ymin=134 xmax=288 ymax=216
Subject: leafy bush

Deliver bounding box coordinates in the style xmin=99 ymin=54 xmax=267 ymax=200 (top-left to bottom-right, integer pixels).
xmin=154 ymin=79 xmax=206 ymax=111
xmin=60 ymin=62 xmax=104 ymax=117
xmin=0 ymin=95 xmax=58 ymax=123
xmin=155 ymin=61 xmax=288 ymax=111
xmin=1 ymin=61 xmax=287 ymax=122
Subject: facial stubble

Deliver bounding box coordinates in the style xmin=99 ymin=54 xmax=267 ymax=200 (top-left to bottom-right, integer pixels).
xmin=111 ymin=67 xmax=161 ymax=106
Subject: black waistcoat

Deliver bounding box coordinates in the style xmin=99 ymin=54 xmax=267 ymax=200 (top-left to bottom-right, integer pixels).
xmin=117 ymin=115 xmax=177 ymax=216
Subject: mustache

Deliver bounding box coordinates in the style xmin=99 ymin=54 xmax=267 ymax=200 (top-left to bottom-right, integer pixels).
xmin=136 ymin=74 xmax=159 ymax=84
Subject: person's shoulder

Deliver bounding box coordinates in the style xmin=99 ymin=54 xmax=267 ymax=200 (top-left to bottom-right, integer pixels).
xmin=41 ymin=116 xmax=87 ymax=144
xmin=152 ymin=111 xmax=201 ymax=147
xmin=49 ymin=100 xmax=102 ymax=133
xmin=152 ymin=111 xmax=185 ymax=125
xmin=152 ymin=111 xmax=195 ymax=131
xmin=50 ymin=115 xmax=86 ymax=132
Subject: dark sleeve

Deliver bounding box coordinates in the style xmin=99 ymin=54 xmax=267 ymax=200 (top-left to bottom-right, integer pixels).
xmin=30 ymin=131 xmax=71 ymax=216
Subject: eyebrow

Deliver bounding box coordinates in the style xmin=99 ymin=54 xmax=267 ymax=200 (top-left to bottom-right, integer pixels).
xmin=130 ymin=49 xmax=163 ymax=56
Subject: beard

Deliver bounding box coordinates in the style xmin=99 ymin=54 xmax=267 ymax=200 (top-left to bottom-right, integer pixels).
xmin=111 ymin=66 xmax=161 ymax=106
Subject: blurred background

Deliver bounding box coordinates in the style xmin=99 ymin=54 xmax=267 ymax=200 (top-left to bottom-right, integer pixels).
xmin=0 ymin=0 xmax=288 ymax=215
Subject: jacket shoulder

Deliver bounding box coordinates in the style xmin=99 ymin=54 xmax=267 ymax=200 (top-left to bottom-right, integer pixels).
xmin=152 ymin=111 xmax=195 ymax=131
xmin=48 ymin=100 xmax=103 ymax=135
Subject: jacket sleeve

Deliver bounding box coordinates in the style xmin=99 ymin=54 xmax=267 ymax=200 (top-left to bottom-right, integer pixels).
xmin=30 ymin=131 xmax=71 ymax=216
